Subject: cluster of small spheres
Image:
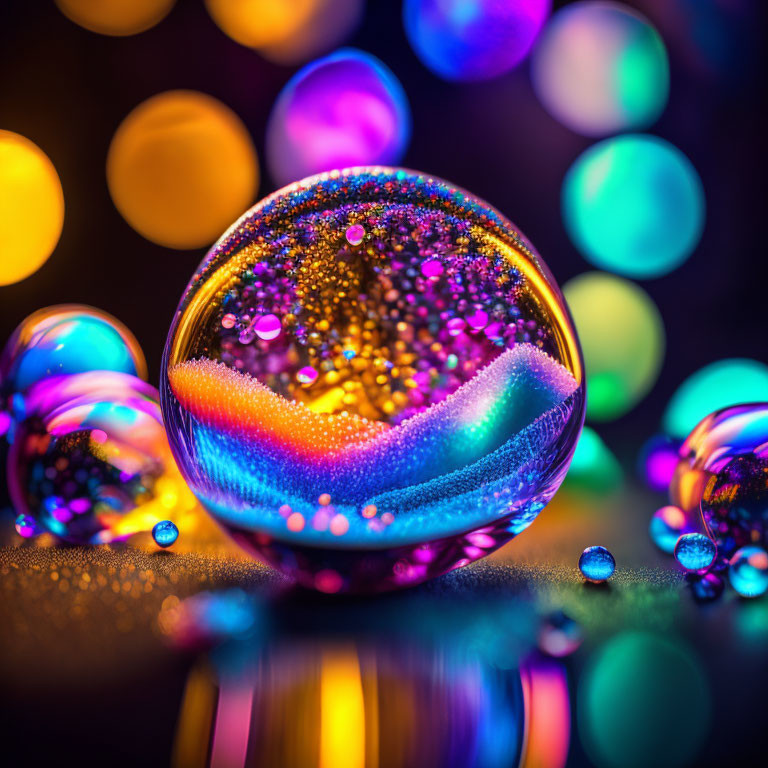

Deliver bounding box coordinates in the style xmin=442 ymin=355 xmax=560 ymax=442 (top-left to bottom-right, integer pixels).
xmin=579 ymin=545 xmax=616 ymax=583
xmin=649 ymin=504 xmax=768 ymax=600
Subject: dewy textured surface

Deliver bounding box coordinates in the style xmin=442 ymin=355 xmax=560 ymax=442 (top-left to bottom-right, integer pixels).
xmin=161 ymin=167 xmax=584 ymax=592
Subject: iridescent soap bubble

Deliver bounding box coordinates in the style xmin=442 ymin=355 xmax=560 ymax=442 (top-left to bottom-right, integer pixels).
xmin=562 ymin=135 xmax=705 ymax=279
xmin=674 ymin=533 xmax=716 ymax=572
xmin=729 ymin=546 xmax=768 ymax=598
xmin=649 ymin=505 xmax=691 ymax=554
xmin=403 ymin=0 xmax=551 ymax=82
xmin=266 ymin=50 xmax=411 ymax=187
xmin=152 ymin=519 xmax=179 ymax=548
xmin=0 ymin=305 xmax=146 ymax=399
xmin=531 ymin=2 xmax=669 ymax=136
xmin=670 ymin=403 xmax=768 ymax=556
xmin=578 ymin=545 xmax=615 ymax=582
xmin=161 ymin=167 xmax=585 ymax=593
xmin=8 ymin=371 xmax=182 ymax=544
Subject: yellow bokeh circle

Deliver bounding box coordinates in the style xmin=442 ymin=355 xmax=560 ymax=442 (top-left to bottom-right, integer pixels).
xmin=205 ymin=0 xmax=317 ymax=49
xmin=0 ymin=130 xmax=64 ymax=286
xmin=563 ymin=271 xmax=665 ymax=422
xmin=55 ymin=0 xmax=176 ymax=36
xmin=107 ymin=91 xmax=259 ymax=250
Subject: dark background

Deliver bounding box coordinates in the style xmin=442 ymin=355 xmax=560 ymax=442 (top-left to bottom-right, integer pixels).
xmin=1 ymin=0 xmax=766 ymax=464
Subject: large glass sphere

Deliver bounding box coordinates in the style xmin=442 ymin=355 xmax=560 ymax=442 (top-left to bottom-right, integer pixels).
xmin=671 ymin=403 xmax=768 ymax=557
xmin=161 ymin=167 xmax=584 ymax=592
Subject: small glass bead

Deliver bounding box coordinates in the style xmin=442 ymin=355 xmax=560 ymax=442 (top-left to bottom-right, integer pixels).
xmin=152 ymin=520 xmax=179 ymax=548
xmin=674 ymin=533 xmax=716 ymax=572
xmin=579 ymin=545 xmax=615 ymax=582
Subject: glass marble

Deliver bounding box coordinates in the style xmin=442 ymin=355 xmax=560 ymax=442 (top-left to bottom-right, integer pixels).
xmin=649 ymin=505 xmax=692 ymax=554
xmin=8 ymin=371 xmax=177 ymax=544
xmin=403 ymin=0 xmax=551 ymax=82
xmin=687 ymin=572 xmax=725 ymax=603
xmin=0 ymin=304 xmax=146 ymax=401
xmin=670 ymin=403 xmax=768 ymax=556
xmin=152 ymin=519 xmax=179 ymax=548
xmin=674 ymin=533 xmax=716 ymax=572
xmin=578 ymin=545 xmax=615 ymax=582
xmin=729 ymin=546 xmax=768 ymax=598
xmin=161 ymin=167 xmax=585 ymax=593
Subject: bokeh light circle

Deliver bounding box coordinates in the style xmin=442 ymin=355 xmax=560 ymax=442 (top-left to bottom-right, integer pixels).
xmin=531 ymin=1 xmax=669 ymax=136
xmin=205 ymin=0 xmax=363 ymax=65
xmin=55 ymin=0 xmax=176 ymax=36
xmin=563 ymin=134 xmax=705 ymax=279
xmin=729 ymin=546 xmax=768 ymax=598
xmin=663 ymin=359 xmax=768 ymax=440
xmin=107 ymin=90 xmax=259 ymax=249
xmin=266 ymin=49 xmax=411 ymax=187
xmin=563 ymin=272 xmax=664 ymax=421
xmin=0 ymin=130 xmax=64 ymax=286
xmin=579 ymin=632 xmax=711 ymax=768
xmin=403 ymin=0 xmax=551 ymax=82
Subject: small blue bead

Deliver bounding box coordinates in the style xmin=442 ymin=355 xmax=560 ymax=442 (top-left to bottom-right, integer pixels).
xmin=579 ymin=545 xmax=615 ymax=582
xmin=152 ymin=520 xmax=179 ymax=548
xmin=674 ymin=533 xmax=716 ymax=572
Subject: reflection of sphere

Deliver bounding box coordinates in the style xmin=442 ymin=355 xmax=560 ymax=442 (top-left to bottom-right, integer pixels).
xmin=266 ymin=50 xmax=410 ymax=187
xmin=0 ymin=305 xmax=146 ymax=398
xmin=55 ymin=0 xmax=175 ymax=36
xmin=671 ymin=404 xmax=768 ymax=557
xmin=8 ymin=372 xmax=172 ymax=544
xmin=664 ymin=359 xmax=768 ymax=440
xmin=107 ymin=91 xmax=259 ymax=249
xmin=563 ymin=272 xmax=663 ymax=421
xmin=579 ymin=632 xmax=710 ymax=768
xmin=0 ymin=131 xmax=64 ymax=286
xmin=404 ymin=0 xmax=551 ymax=81
xmin=161 ymin=167 xmax=584 ymax=593
xmin=532 ymin=2 xmax=668 ymax=136
xmin=205 ymin=0 xmax=363 ymax=64
xmin=729 ymin=546 xmax=768 ymax=598
xmin=563 ymin=135 xmax=705 ymax=279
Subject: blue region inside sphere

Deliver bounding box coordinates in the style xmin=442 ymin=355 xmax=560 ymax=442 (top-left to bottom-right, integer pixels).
xmin=579 ymin=545 xmax=615 ymax=581
xmin=674 ymin=533 xmax=716 ymax=571
xmin=152 ymin=520 xmax=179 ymax=548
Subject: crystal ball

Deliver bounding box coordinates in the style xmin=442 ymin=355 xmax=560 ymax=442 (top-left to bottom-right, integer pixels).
xmin=161 ymin=167 xmax=584 ymax=592
xmin=671 ymin=403 xmax=768 ymax=557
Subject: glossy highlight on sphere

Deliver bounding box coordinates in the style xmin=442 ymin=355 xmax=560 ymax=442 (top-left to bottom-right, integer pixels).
xmin=403 ymin=0 xmax=551 ymax=82
xmin=563 ymin=134 xmax=705 ymax=279
xmin=532 ymin=2 xmax=669 ymax=136
xmin=674 ymin=533 xmax=716 ymax=572
xmin=153 ymin=519 xmax=179 ymax=548
xmin=650 ymin=505 xmax=691 ymax=554
xmin=729 ymin=546 xmax=768 ymax=598
xmin=161 ymin=167 xmax=584 ymax=592
xmin=664 ymin=360 xmax=768 ymax=440
xmin=579 ymin=545 xmax=615 ymax=582
xmin=0 ymin=130 xmax=64 ymax=286
xmin=266 ymin=50 xmax=411 ymax=187
xmin=107 ymin=90 xmax=259 ymax=249
xmin=563 ymin=272 xmax=663 ymax=421
xmin=0 ymin=305 xmax=146 ymax=398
